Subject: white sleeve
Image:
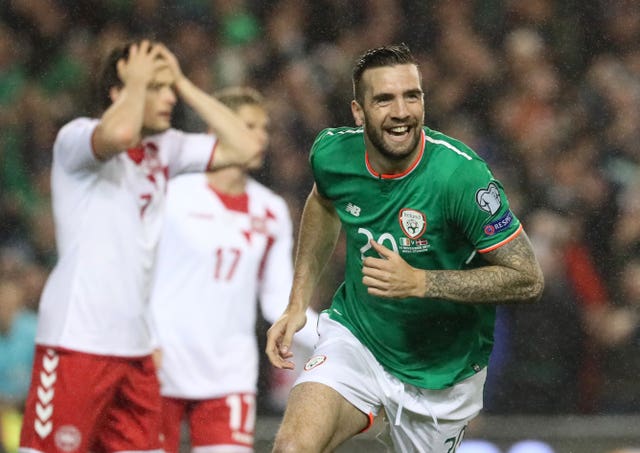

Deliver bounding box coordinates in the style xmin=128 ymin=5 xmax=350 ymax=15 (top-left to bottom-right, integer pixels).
xmin=164 ymin=129 xmax=217 ymax=177
xmin=145 ymin=309 xmax=160 ymax=350
xmin=54 ymin=118 xmax=101 ymax=172
xmin=259 ymin=198 xmax=294 ymax=324
xmin=259 ymin=197 xmax=318 ymax=350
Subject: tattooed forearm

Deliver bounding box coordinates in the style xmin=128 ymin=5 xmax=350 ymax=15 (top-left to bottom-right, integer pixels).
xmin=423 ymin=232 xmax=544 ymax=304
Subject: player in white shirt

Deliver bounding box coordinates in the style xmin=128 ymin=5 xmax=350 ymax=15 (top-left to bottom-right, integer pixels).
xmin=149 ymin=87 xmax=318 ymax=453
xmin=18 ymin=40 xmax=262 ymax=453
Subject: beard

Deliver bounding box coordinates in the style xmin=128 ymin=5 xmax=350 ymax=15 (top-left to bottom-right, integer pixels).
xmin=363 ymin=115 xmax=422 ymax=162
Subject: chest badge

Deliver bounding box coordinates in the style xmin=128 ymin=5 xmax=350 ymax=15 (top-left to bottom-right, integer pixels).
xmin=398 ymin=208 xmax=427 ymax=238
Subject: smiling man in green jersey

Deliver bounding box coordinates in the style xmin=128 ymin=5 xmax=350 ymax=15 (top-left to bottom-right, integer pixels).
xmin=266 ymin=44 xmax=544 ymax=452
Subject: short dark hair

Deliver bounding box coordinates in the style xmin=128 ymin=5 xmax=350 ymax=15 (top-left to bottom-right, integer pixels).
xmin=214 ymin=86 xmax=265 ymax=112
xmin=352 ymin=43 xmax=418 ymax=105
xmin=96 ymin=39 xmax=159 ymax=111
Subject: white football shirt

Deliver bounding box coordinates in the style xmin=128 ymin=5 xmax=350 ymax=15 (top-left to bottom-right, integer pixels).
xmin=149 ymin=173 xmax=318 ymax=398
xmin=36 ymin=118 xmax=216 ymax=356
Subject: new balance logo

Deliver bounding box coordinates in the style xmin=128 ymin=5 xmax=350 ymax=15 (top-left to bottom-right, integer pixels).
xmin=345 ymin=203 xmax=361 ymax=217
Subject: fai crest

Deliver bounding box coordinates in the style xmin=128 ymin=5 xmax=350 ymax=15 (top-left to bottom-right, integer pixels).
xmin=304 ymin=355 xmax=327 ymax=371
xmin=399 ymin=209 xmax=427 ymax=238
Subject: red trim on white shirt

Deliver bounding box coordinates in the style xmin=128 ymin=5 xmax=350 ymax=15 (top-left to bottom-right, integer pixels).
xmin=208 ymin=184 xmax=249 ymax=213
xmin=258 ymin=236 xmax=275 ymax=280
xmin=206 ymin=141 xmax=218 ymax=170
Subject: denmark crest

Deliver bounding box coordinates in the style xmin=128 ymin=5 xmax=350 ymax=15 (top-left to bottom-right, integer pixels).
xmin=55 ymin=425 xmax=82 ymax=452
xmin=398 ymin=208 xmax=426 ymax=238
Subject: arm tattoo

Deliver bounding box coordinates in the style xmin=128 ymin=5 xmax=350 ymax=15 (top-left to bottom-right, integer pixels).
xmin=425 ymin=232 xmax=544 ymax=304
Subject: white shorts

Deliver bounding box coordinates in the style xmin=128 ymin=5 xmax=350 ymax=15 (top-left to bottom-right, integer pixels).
xmin=295 ymin=313 xmax=486 ymax=452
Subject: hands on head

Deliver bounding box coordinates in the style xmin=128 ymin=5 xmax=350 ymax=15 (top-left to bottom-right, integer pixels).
xmin=117 ymin=40 xmax=184 ymax=88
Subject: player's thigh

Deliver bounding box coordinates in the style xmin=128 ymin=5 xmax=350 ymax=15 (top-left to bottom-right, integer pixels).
xmin=274 ymin=382 xmax=370 ymax=452
xmin=19 ymin=347 xmax=119 ymax=453
xmin=273 ymin=314 xmax=383 ymax=451
xmin=189 ymin=394 xmax=255 ymax=452
xmin=97 ymin=355 xmax=163 ymax=452
xmin=160 ymin=397 xmax=188 ymax=453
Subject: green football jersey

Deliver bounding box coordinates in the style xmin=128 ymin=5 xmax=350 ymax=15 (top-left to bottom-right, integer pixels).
xmin=310 ymin=126 xmax=523 ymax=389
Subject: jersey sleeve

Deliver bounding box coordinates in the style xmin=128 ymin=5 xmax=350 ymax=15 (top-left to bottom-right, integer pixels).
xmin=309 ymin=128 xmax=334 ymax=199
xmin=445 ymin=159 xmax=522 ymax=253
xmin=257 ymin=195 xmax=319 ymax=350
xmin=258 ymin=197 xmax=294 ymax=324
xmin=164 ymin=129 xmax=217 ymax=177
xmin=54 ymin=118 xmax=101 ymax=172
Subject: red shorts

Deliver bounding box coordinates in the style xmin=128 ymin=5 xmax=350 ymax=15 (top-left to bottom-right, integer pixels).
xmin=161 ymin=393 xmax=255 ymax=453
xmin=19 ymin=346 xmax=162 ymax=453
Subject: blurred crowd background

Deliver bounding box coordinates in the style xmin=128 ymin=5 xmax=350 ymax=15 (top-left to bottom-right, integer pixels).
xmin=1 ymin=0 xmax=640 ymax=439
